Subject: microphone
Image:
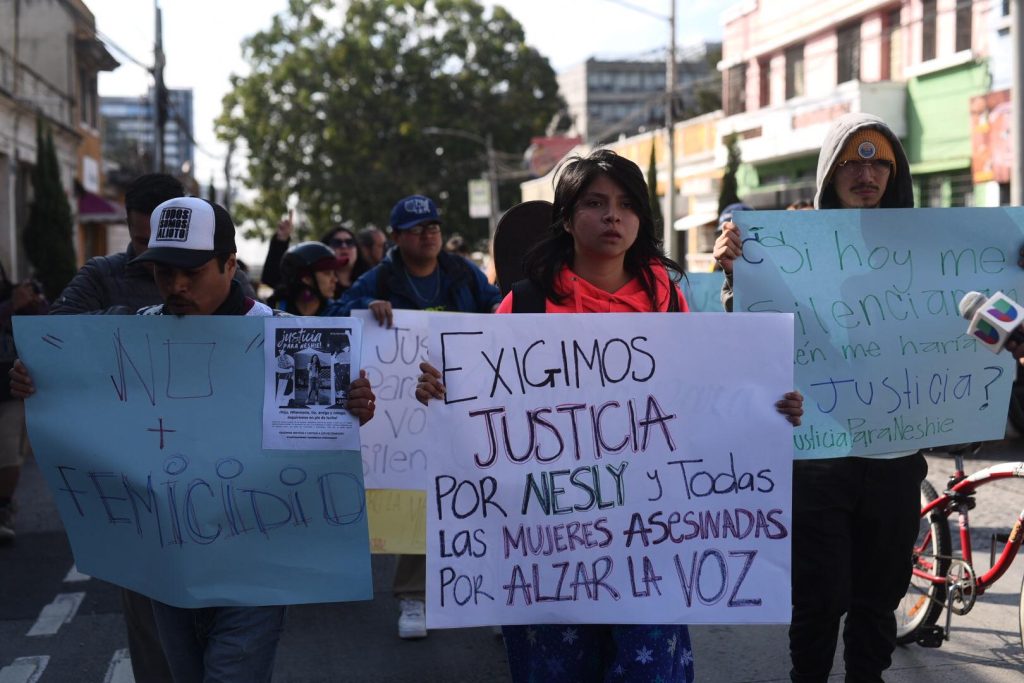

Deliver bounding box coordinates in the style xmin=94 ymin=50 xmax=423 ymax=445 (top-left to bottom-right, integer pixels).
xmin=959 ymin=290 xmax=1024 ymax=353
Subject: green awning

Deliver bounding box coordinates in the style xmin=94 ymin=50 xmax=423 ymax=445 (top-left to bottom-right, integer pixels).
xmin=909 ymin=157 xmax=972 ymax=175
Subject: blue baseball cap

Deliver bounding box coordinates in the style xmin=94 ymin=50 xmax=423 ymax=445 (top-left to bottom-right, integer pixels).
xmin=718 ymin=202 xmax=752 ymax=229
xmin=389 ymin=195 xmax=441 ymax=231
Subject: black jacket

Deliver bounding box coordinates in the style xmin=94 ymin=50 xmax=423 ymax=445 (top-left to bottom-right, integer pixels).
xmin=52 ymin=245 xmax=257 ymax=314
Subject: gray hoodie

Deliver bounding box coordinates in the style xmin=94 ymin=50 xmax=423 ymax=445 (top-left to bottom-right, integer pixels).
xmin=814 ymin=112 xmax=914 ymax=209
xmin=721 ymin=112 xmax=914 ymax=310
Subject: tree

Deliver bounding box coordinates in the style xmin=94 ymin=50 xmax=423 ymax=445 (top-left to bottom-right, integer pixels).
xmin=24 ymin=122 xmax=76 ymax=300
xmin=718 ymin=133 xmax=742 ymax=215
xmin=218 ymin=0 xmax=562 ymax=243
xmin=646 ymin=144 xmax=662 ymax=232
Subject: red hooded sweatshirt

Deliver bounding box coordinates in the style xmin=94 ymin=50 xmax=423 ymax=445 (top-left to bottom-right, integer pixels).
xmin=496 ymin=263 xmax=688 ymax=314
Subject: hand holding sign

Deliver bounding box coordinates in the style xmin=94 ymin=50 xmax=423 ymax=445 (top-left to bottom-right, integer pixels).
xmin=8 ymin=358 xmax=33 ymax=398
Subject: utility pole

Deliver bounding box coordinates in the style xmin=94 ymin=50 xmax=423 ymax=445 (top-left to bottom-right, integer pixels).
xmin=224 ymin=140 xmax=235 ymax=212
xmin=664 ymin=0 xmax=677 ymax=260
xmin=152 ymin=2 xmax=167 ymax=173
xmin=422 ymin=127 xmax=498 ymax=237
xmin=9 ymin=0 xmax=21 ymax=277
xmin=485 ymin=133 xmax=499 ymax=239
xmin=1013 ymin=0 xmax=1023 ymax=205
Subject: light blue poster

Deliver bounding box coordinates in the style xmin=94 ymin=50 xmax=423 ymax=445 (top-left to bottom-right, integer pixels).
xmin=14 ymin=316 xmax=373 ymax=607
xmin=734 ymin=208 xmax=1024 ymax=458
xmin=681 ymin=271 xmax=726 ymax=312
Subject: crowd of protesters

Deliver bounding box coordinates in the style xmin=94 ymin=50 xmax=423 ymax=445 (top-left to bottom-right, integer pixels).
xmin=5 ymin=110 xmax=1022 ymax=683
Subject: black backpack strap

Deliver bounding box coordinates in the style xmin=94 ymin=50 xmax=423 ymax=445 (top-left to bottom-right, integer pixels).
xmin=445 ymin=254 xmax=482 ymax=309
xmin=374 ymin=260 xmax=393 ymax=302
xmin=511 ymin=279 xmax=547 ymax=313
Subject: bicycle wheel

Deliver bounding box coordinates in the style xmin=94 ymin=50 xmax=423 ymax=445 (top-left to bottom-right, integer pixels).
xmin=1018 ymin=572 xmax=1024 ymax=653
xmin=895 ymin=479 xmax=951 ymax=644
xmin=1008 ymin=364 xmax=1024 ymax=436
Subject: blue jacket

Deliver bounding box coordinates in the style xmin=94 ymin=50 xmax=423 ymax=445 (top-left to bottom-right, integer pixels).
xmin=327 ymin=247 xmax=500 ymax=315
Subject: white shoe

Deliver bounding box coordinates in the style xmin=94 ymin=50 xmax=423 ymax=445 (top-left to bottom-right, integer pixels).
xmin=398 ymin=599 xmax=427 ymax=639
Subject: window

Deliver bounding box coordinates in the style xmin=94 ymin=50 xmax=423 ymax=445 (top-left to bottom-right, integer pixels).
xmin=918 ymin=174 xmax=945 ymax=207
xmin=785 ymin=44 xmax=804 ymax=99
xmin=78 ymin=69 xmax=95 ymax=127
xmin=949 ymin=171 xmax=974 ymax=206
xmin=837 ymin=22 xmax=861 ymax=83
xmin=887 ymin=8 xmax=903 ymax=80
xmin=726 ymin=64 xmax=747 ymax=115
xmin=919 ymin=172 xmax=974 ymax=207
xmin=759 ymin=59 xmax=771 ymax=108
xmin=956 ymin=0 xmax=972 ymax=53
xmin=922 ymin=0 xmax=937 ymax=61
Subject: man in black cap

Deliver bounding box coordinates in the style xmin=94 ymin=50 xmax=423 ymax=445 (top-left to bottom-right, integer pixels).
xmin=52 ymin=174 xmax=254 ymax=314
xmin=48 ymin=173 xmax=189 ymax=683
xmin=12 ymin=196 xmax=378 ymax=682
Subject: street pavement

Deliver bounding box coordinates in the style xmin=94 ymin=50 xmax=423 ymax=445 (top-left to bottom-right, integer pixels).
xmin=2 ymin=440 xmax=1023 ymax=681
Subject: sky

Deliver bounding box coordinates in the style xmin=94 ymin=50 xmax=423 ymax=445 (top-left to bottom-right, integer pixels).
xmin=84 ymin=0 xmax=731 ymax=261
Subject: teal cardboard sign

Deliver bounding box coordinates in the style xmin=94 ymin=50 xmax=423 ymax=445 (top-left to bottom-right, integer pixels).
xmin=681 ymin=271 xmax=726 ymax=312
xmin=14 ymin=316 xmax=373 ymax=607
xmin=734 ymin=208 xmax=1022 ymax=458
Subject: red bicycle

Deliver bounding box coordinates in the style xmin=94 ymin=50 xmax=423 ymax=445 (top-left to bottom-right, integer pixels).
xmin=895 ymin=449 xmax=1024 ymax=650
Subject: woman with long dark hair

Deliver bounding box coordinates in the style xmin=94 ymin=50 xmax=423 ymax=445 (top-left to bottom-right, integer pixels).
xmin=416 ymin=149 xmax=804 ymax=681
xmin=320 ymin=226 xmax=369 ymax=298
xmin=508 ymin=149 xmax=686 ymax=314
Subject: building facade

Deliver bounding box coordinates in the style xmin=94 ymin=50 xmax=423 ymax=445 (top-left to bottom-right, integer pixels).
xmin=0 ymin=0 xmax=118 ymax=278
xmin=523 ymin=0 xmax=1015 ymax=272
xmin=970 ymin=0 xmax=1015 ymax=206
xmin=558 ymin=45 xmax=720 ymax=144
xmin=101 ymin=87 xmax=194 ymax=183
xmin=718 ymin=0 xmax=995 ymax=209
xmin=519 ymin=111 xmax=724 ymax=272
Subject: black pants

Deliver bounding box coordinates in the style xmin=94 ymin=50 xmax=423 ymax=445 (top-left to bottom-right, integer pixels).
xmin=789 ymin=453 xmax=927 ymax=683
xmin=121 ymin=588 xmax=174 ymax=683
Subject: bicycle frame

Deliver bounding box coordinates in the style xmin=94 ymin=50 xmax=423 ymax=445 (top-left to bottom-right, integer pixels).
xmin=915 ymin=457 xmax=1024 ymax=595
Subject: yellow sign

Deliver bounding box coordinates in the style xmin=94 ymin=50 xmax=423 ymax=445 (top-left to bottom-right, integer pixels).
xmin=367 ymin=489 xmax=426 ymax=554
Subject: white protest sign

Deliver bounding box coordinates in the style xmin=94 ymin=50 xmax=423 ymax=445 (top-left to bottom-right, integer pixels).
xmin=425 ymin=312 xmax=795 ymax=627
xmin=355 ymin=310 xmax=431 ymax=490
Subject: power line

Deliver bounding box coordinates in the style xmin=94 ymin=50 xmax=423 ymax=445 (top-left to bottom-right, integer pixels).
xmin=166 ymin=99 xmax=225 ymax=161
xmin=93 ymin=29 xmax=152 ymax=72
xmin=586 ymin=0 xmax=999 ymax=134
xmin=596 ymin=0 xmax=669 ymax=22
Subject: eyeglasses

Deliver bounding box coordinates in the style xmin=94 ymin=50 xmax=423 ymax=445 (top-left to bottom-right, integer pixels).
xmin=836 ymin=159 xmax=892 ymax=176
xmin=329 ymin=238 xmax=357 ymax=249
xmin=404 ymin=222 xmax=441 ymax=236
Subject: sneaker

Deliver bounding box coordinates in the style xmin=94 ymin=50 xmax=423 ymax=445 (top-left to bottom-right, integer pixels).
xmin=0 ymin=500 xmax=16 ymax=544
xmin=397 ymin=599 xmax=427 ymax=639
